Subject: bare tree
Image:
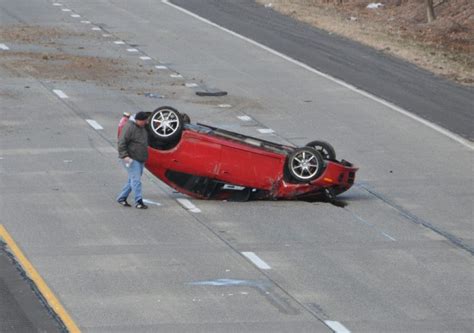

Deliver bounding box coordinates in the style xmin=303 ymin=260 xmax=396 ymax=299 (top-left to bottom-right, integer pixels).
xmin=426 ymin=0 xmax=436 ymax=22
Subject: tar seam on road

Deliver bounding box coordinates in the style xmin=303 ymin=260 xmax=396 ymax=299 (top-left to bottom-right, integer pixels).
xmin=0 ymin=225 xmax=81 ymax=333
xmin=172 ymin=198 xmax=339 ymax=329
xmin=356 ymin=184 xmax=474 ymax=255
xmin=345 ymin=209 xmax=397 ymax=242
xmin=163 ymin=0 xmax=473 ymax=150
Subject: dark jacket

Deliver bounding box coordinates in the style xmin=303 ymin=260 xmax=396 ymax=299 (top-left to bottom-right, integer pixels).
xmin=118 ymin=120 xmax=149 ymax=162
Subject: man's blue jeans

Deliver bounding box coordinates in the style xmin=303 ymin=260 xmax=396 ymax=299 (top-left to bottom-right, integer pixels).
xmin=117 ymin=159 xmax=144 ymax=204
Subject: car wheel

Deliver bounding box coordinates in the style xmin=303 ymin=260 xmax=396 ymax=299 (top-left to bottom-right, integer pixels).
xmin=287 ymin=147 xmax=325 ymax=182
xmin=148 ymin=106 xmax=183 ymax=143
xmin=182 ymin=113 xmax=191 ymax=124
xmin=305 ymin=140 xmax=336 ymax=160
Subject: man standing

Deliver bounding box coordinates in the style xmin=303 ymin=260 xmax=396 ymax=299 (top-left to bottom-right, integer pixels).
xmin=117 ymin=111 xmax=149 ymax=209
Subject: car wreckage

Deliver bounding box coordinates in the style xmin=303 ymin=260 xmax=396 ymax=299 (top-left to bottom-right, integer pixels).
xmin=118 ymin=106 xmax=358 ymax=202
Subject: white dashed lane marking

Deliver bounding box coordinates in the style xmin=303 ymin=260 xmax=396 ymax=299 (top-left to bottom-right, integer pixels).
xmin=52 ymin=89 xmax=68 ymax=99
xmin=142 ymin=199 xmax=161 ymax=206
xmin=324 ymin=321 xmax=351 ymax=333
xmin=176 ymin=198 xmax=201 ymax=213
xmin=71 ymin=14 xmax=80 ymax=18
xmin=80 ymin=20 xmax=91 ymax=24
xmin=185 ymin=83 xmax=198 ymax=88
xmin=0 ymin=44 xmax=9 ymax=50
xmin=61 ymin=8 xmax=71 ymax=12
xmin=140 ymin=56 xmax=152 ymax=60
xmin=257 ymin=128 xmax=275 ymax=134
xmin=52 ymin=3 xmax=62 ymax=6
xmin=114 ymin=41 xmax=125 ymax=45
xmin=218 ymin=104 xmax=232 ymax=108
xmin=237 ymin=115 xmax=252 ymax=121
xmin=155 ymin=65 xmax=168 ymax=69
xmin=127 ymin=48 xmax=139 ymax=52
xmin=91 ymin=27 xmax=101 ymax=31
xmin=85 ymin=119 xmax=104 ymax=130
xmin=241 ymin=252 xmax=271 ymax=270
xmin=170 ymin=74 xmax=183 ymax=78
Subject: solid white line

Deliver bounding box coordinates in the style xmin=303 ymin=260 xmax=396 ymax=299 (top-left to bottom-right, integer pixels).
xmin=0 ymin=44 xmax=9 ymax=50
xmin=242 ymin=252 xmax=271 ymax=270
xmin=114 ymin=40 xmax=125 ymax=45
xmin=238 ymin=115 xmax=252 ymax=121
xmin=52 ymin=89 xmax=68 ymax=99
xmin=140 ymin=56 xmax=152 ymax=60
xmin=176 ymin=198 xmax=201 ymax=213
xmin=85 ymin=119 xmax=103 ymax=130
xmin=325 ymin=320 xmax=351 ymax=333
xmin=258 ymin=128 xmax=275 ymax=134
xmin=162 ymin=0 xmax=473 ymax=150
xmin=127 ymin=48 xmax=138 ymax=52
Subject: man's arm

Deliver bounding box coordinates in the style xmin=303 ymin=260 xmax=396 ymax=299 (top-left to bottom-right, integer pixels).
xmin=118 ymin=125 xmax=130 ymax=159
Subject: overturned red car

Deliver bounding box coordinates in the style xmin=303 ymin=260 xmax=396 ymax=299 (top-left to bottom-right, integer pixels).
xmin=118 ymin=106 xmax=358 ymax=201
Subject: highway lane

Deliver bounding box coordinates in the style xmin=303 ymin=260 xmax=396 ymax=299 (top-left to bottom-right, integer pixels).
xmin=0 ymin=0 xmax=473 ymax=332
xmin=171 ymin=0 xmax=474 ymax=142
xmin=63 ymin=0 xmax=473 ymax=252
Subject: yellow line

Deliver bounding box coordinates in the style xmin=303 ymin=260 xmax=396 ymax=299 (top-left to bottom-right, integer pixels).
xmin=0 ymin=225 xmax=80 ymax=333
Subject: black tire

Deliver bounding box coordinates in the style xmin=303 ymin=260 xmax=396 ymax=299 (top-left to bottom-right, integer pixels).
xmin=305 ymin=140 xmax=336 ymax=160
xmin=182 ymin=113 xmax=191 ymax=124
xmin=147 ymin=106 xmax=183 ymax=143
xmin=287 ymin=147 xmax=325 ymax=182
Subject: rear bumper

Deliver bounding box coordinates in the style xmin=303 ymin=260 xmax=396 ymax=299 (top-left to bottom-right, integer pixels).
xmin=274 ymin=160 xmax=358 ymax=199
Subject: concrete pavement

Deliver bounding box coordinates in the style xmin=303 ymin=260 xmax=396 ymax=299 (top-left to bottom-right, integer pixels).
xmin=0 ymin=0 xmax=472 ymax=332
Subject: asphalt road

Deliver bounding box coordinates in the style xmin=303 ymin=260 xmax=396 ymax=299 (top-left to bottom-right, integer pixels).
xmin=0 ymin=0 xmax=473 ymax=332
xmin=0 ymin=242 xmax=63 ymax=332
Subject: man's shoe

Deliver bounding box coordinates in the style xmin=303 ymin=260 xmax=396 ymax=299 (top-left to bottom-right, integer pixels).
xmin=118 ymin=199 xmax=131 ymax=207
xmin=135 ymin=200 xmax=148 ymax=209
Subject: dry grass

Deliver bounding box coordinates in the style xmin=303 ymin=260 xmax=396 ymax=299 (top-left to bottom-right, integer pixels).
xmin=256 ymin=0 xmax=473 ymax=85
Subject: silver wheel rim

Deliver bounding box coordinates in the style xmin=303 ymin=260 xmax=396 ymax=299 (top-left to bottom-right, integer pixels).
xmin=291 ymin=150 xmax=320 ymax=179
xmin=151 ymin=109 xmax=180 ymax=137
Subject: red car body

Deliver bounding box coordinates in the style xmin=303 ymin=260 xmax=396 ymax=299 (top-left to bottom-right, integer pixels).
xmin=118 ymin=112 xmax=358 ymax=201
